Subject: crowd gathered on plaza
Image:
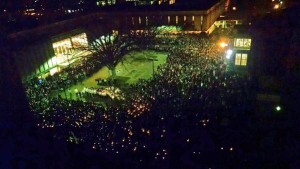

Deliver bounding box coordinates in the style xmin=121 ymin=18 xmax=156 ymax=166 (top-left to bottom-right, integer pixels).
xmin=24 ymin=34 xmax=256 ymax=168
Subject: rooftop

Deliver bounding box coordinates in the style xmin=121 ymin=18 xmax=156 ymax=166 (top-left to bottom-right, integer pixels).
xmin=2 ymin=0 xmax=223 ymax=34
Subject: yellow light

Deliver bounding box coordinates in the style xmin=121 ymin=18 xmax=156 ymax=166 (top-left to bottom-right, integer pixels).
xmin=274 ymin=4 xmax=280 ymax=9
xmin=220 ymin=42 xmax=228 ymax=48
xmin=50 ymin=67 xmax=59 ymax=76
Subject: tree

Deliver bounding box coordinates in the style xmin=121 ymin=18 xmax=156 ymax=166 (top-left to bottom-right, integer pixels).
xmin=87 ymin=28 xmax=158 ymax=81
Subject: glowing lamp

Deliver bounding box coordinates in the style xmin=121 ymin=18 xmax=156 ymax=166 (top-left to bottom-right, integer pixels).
xmin=226 ymin=49 xmax=233 ymax=59
xmin=275 ymin=105 xmax=281 ymax=111
xmin=220 ymin=42 xmax=228 ymax=48
xmin=274 ymin=4 xmax=280 ymax=9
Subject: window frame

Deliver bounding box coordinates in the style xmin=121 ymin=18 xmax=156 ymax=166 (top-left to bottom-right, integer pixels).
xmin=235 ymin=53 xmax=248 ymax=66
xmin=234 ymin=38 xmax=251 ymax=49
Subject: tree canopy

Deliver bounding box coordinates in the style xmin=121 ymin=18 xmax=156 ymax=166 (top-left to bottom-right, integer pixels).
xmin=87 ymin=28 xmax=158 ymax=79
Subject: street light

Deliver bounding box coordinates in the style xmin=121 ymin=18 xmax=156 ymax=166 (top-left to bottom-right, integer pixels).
xmin=275 ymin=105 xmax=281 ymax=112
xmin=226 ymin=49 xmax=233 ymax=59
xmin=220 ymin=42 xmax=228 ymax=48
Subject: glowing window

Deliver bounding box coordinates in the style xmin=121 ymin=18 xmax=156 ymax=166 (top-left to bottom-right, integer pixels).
xmin=146 ymin=16 xmax=148 ymax=26
xmin=235 ymin=53 xmax=241 ymax=65
xmin=184 ymin=16 xmax=186 ymax=22
xmin=234 ymin=38 xmax=251 ymax=48
xmin=192 ymin=16 xmax=195 ymax=22
xmin=52 ymin=39 xmax=72 ymax=56
xmin=139 ymin=17 xmax=141 ymax=25
xmin=52 ymin=33 xmax=88 ymax=67
xmin=71 ymin=33 xmax=88 ymax=48
xmin=241 ymin=54 xmax=247 ymax=66
xmin=168 ymin=16 xmax=170 ymax=24
xmin=235 ymin=53 xmax=247 ymax=66
xmin=176 ymin=16 xmax=178 ymax=24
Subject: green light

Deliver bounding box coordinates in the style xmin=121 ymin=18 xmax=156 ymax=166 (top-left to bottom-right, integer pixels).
xmin=157 ymin=25 xmax=182 ymax=32
xmin=275 ymin=105 xmax=281 ymax=111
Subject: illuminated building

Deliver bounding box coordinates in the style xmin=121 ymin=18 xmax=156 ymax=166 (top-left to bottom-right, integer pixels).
xmin=10 ymin=28 xmax=91 ymax=78
xmin=233 ymin=38 xmax=251 ymax=67
xmin=158 ymin=0 xmax=175 ymax=5
xmin=225 ymin=24 xmax=252 ymax=73
xmin=8 ymin=0 xmax=226 ymax=79
xmin=96 ymin=0 xmax=175 ymax=6
xmin=97 ymin=0 xmax=117 ymax=6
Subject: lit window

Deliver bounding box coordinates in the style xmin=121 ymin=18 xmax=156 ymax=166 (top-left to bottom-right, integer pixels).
xmin=146 ymin=16 xmax=148 ymax=26
xmin=235 ymin=53 xmax=241 ymax=65
xmin=53 ymin=39 xmax=72 ymax=56
xmin=200 ymin=16 xmax=203 ymax=25
xmin=241 ymin=54 xmax=247 ymax=66
xmin=192 ymin=16 xmax=195 ymax=22
xmin=71 ymin=33 xmax=88 ymax=48
xmin=234 ymin=38 xmax=251 ymax=48
xmin=234 ymin=39 xmax=243 ymax=47
xmin=184 ymin=16 xmax=186 ymax=22
xmin=235 ymin=53 xmax=247 ymax=66
xmin=139 ymin=17 xmax=141 ymax=25
xmin=112 ymin=30 xmax=119 ymax=35
xmin=52 ymin=33 xmax=88 ymax=66
xmin=168 ymin=16 xmax=170 ymax=24
xmin=176 ymin=16 xmax=178 ymax=24
xmin=243 ymin=39 xmax=251 ymax=47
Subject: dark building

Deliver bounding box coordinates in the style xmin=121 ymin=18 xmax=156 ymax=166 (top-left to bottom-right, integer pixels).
xmin=249 ymin=4 xmax=300 ymax=113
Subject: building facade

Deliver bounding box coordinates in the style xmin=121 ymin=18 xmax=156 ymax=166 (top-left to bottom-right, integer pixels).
xmin=9 ymin=0 xmax=226 ymax=79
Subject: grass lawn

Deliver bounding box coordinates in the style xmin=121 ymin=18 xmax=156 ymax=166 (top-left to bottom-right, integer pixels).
xmin=59 ymin=50 xmax=168 ymax=104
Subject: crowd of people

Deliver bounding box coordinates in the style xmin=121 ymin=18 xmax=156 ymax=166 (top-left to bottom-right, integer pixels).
xmin=24 ymin=35 xmax=255 ymax=168
xmin=82 ymin=86 xmax=125 ymax=100
xmin=25 ymin=54 xmax=104 ymax=94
